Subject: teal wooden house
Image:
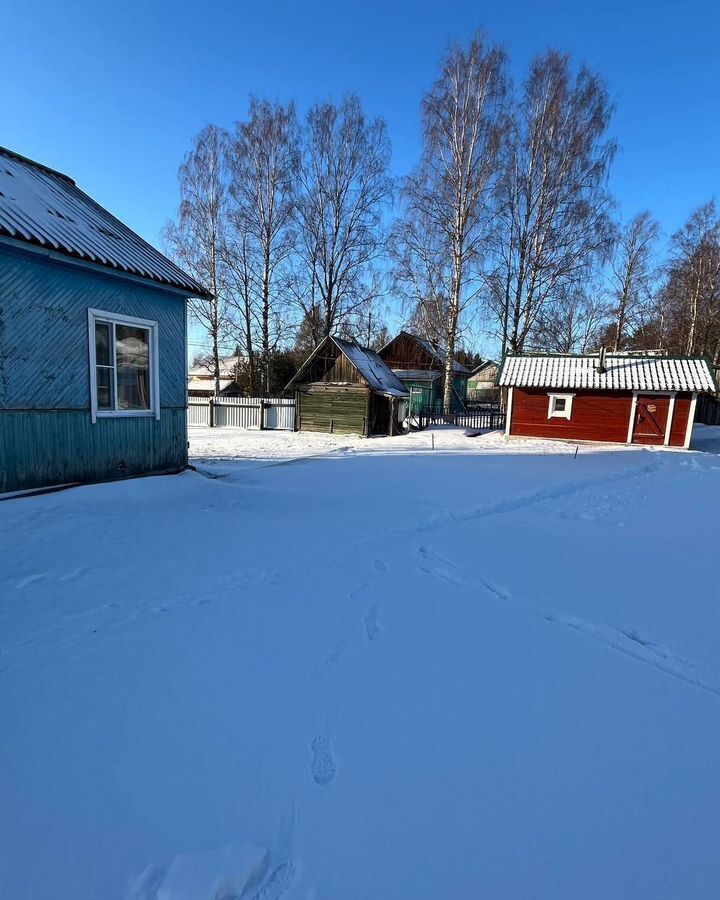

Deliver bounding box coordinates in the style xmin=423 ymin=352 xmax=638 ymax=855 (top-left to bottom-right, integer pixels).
xmin=0 ymin=146 xmax=210 ymax=493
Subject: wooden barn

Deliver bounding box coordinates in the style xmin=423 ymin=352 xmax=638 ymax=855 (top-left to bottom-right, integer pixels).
xmin=378 ymin=330 xmax=470 ymax=413
xmin=287 ymin=335 xmax=409 ymax=436
xmin=0 ymin=146 xmax=209 ymax=493
xmin=498 ymin=351 xmax=717 ymax=448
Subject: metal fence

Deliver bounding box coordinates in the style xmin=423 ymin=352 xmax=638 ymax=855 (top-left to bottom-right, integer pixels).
xmin=413 ymin=403 xmax=506 ymax=432
xmin=188 ymin=396 xmax=296 ymax=430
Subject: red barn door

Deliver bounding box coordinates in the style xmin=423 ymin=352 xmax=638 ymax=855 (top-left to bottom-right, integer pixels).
xmin=631 ymin=395 xmax=669 ymax=445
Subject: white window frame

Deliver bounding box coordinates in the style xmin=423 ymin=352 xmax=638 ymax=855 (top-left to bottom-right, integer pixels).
xmin=88 ymin=308 xmax=160 ymax=423
xmin=547 ymin=392 xmax=575 ymax=420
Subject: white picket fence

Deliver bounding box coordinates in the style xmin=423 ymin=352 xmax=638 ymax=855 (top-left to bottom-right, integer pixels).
xmin=188 ymin=396 xmax=296 ymax=430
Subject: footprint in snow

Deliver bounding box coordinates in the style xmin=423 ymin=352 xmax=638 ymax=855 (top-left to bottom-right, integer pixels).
xmin=310 ymin=736 xmax=336 ymax=786
xmin=373 ymin=558 xmax=387 ymax=572
xmin=15 ymin=573 xmax=45 ymax=589
xmin=364 ymin=603 xmax=382 ymax=642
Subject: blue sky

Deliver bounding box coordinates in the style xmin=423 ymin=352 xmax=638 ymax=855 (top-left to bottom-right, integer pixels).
xmin=3 ymin=0 xmax=719 ymax=353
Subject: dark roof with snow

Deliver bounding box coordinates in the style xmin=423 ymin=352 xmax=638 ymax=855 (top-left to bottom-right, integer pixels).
xmin=287 ymin=335 xmax=409 ymax=398
xmin=379 ymin=331 xmax=471 ymax=375
xmin=498 ymin=353 xmax=717 ymax=393
xmin=469 ymin=360 xmax=498 ymax=378
xmin=0 ymin=146 xmax=210 ymax=297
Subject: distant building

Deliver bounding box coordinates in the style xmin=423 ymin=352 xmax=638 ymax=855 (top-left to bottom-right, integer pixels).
xmin=377 ymin=331 xmax=470 ymax=413
xmin=467 ymin=360 xmax=499 ymax=400
xmin=187 ymin=355 xmax=245 ymax=397
xmin=287 ymin=335 xmax=409 ymax=436
xmin=0 ymin=146 xmax=209 ymax=493
xmin=498 ymin=352 xmax=717 ymax=448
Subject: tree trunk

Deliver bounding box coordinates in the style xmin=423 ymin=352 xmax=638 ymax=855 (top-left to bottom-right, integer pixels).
xmin=212 ymin=315 xmax=221 ymax=397
xmin=443 ymin=271 xmax=461 ymax=414
xmin=262 ymin=243 xmax=271 ymax=395
xmin=686 ymin=271 xmax=701 ymax=355
xmin=243 ymin=299 xmax=255 ymax=395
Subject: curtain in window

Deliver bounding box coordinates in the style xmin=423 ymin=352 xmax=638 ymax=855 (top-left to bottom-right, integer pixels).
xmin=115 ymin=325 xmax=150 ymax=410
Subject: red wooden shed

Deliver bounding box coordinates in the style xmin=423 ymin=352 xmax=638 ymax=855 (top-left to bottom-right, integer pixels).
xmin=498 ymin=352 xmax=717 ymax=448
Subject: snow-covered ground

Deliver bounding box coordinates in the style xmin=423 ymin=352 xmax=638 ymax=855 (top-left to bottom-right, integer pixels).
xmin=2 ymin=427 xmax=720 ymax=899
xmin=188 ymin=422 xmax=638 ymax=462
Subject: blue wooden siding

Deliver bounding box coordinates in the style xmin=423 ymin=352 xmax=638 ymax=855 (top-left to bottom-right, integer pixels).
xmin=0 ymin=244 xmax=186 ymax=410
xmin=0 ymin=243 xmax=188 ymax=492
xmin=0 ymin=409 xmax=187 ymax=492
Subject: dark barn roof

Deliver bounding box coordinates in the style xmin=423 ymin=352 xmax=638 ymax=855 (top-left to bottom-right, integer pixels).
xmin=379 ymin=330 xmax=470 ymax=375
xmin=287 ymin=335 xmax=409 ymax=398
xmin=0 ymin=146 xmax=210 ymax=298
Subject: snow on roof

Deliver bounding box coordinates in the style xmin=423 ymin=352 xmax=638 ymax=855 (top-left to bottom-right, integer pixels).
xmin=188 ymin=378 xmax=235 ymax=393
xmin=392 ymin=369 xmax=442 ymax=382
xmin=498 ymin=354 xmax=717 ymax=393
xmin=332 ymin=337 xmax=409 ymax=397
xmin=0 ymin=146 xmax=210 ymax=297
xmin=469 ymin=360 xmax=498 ymax=378
xmin=188 ymin=355 xmax=245 ymax=377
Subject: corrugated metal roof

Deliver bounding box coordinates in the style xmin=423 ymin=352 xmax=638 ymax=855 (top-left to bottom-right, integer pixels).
xmin=498 ymin=354 xmax=717 ymax=393
xmin=333 ymin=337 xmax=409 ymax=397
xmin=0 ymin=146 xmax=210 ymax=297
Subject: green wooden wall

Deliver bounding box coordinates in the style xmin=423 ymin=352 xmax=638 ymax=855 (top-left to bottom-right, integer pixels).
xmin=298 ymin=387 xmax=369 ymax=435
xmin=402 ymin=377 xmax=467 ymax=413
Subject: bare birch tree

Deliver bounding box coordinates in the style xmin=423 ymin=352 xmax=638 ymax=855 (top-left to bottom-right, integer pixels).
xmin=662 ymin=202 xmax=720 ymax=358
xmin=531 ymin=286 xmax=609 ymax=352
xmin=164 ymin=125 xmax=233 ymax=395
xmin=488 ymin=51 xmax=616 ymax=355
xmin=294 ymin=95 xmax=393 ymax=341
xmin=222 ymin=230 xmax=259 ymax=393
xmin=608 ymin=211 xmax=658 ymax=350
xmin=392 ymin=33 xmax=508 ymax=413
xmin=227 ymin=99 xmax=299 ymax=393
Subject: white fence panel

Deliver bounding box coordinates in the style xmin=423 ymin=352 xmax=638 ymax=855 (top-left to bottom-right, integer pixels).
xmin=188 ymin=401 xmax=210 ymax=426
xmin=264 ymin=400 xmax=296 ymax=430
xmin=188 ymin=396 xmax=295 ymax=430
xmin=215 ymin=398 xmax=261 ymax=429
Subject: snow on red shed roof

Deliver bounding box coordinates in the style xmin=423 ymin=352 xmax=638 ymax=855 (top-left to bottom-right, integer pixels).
xmin=498 ymin=354 xmax=717 ymax=393
xmin=0 ymin=146 xmax=210 ymax=298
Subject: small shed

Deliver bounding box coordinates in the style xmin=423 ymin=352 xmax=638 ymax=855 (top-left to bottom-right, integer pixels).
xmin=498 ymin=352 xmax=717 ymax=448
xmin=286 ymin=335 xmax=409 ymax=436
xmin=0 ymin=146 xmax=209 ymax=493
xmin=378 ymin=331 xmax=470 ymax=413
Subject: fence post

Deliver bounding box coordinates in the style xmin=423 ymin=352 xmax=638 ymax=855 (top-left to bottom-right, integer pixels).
xmin=259 ymin=400 xmax=266 ymax=430
xmin=209 ymin=397 xmax=215 ymax=428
